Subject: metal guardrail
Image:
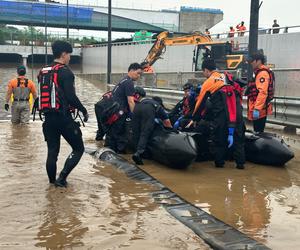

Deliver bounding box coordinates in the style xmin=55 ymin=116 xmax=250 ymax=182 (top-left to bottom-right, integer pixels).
xmin=108 ymin=84 xmax=300 ymax=128
xmin=88 ymin=25 xmax=300 ymax=48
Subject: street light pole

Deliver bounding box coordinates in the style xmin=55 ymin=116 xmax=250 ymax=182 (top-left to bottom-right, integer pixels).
xmin=44 ymin=1 xmax=48 ymax=64
xmin=248 ymin=0 xmax=261 ymax=80
xmin=67 ymin=0 xmax=69 ymax=40
xmin=107 ymin=0 xmax=112 ymax=84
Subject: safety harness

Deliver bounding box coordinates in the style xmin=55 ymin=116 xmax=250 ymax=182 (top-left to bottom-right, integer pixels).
xmin=209 ymin=73 xmax=238 ymax=127
xmin=33 ymin=64 xmax=84 ymax=125
xmin=13 ymin=78 xmax=30 ymax=101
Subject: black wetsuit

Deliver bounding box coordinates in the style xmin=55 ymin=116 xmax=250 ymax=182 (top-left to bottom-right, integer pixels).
xmin=195 ymin=89 xmax=245 ymax=167
xmin=42 ymin=62 xmax=87 ymax=184
xmin=132 ymin=98 xmax=168 ymax=155
xmin=105 ymin=76 xmax=135 ymax=152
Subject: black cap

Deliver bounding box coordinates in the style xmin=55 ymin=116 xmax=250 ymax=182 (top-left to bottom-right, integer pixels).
xmin=17 ymin=65 xmax=26 ymax=76
xmin=134 ymin=86 xmax=146 ymax=97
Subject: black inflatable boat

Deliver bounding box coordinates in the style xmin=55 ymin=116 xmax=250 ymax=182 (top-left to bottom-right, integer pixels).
xmin=190 ymin=130 xmax=294 ymax=166
xmin=244 ymin=131 xmax=294 ymax=166
xmin=148 ymin=128 xmax=198 ymax=169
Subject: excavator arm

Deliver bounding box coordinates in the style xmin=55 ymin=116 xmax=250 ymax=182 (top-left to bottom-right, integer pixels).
xmin=144 ymin=31 xmax=214 ymax=66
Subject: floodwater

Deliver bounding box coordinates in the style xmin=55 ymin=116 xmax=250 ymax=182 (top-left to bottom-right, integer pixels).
xmin=0 ymin=64 xmax=209 ymax=250
xmin=0 ymin=63 xmax=300 ymax=249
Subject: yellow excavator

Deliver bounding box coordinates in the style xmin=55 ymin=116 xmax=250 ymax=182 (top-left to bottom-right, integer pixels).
xmin=143 ymin=31 xmax=248 ymax=78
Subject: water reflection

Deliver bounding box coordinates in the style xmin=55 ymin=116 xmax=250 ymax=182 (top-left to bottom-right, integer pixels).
xmin=35 ymin=188 xmax=88 ymax=249
xmin=141 ymin=160 xmax=299 ymax=248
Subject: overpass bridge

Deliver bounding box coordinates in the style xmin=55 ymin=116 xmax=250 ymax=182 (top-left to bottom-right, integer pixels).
xmin=0 ymin=1 xmax=223 ymax=33
xmin=0 ymin=0 xmax=165 ymax=32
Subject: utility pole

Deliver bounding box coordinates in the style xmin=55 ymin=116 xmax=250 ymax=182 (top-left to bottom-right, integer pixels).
xmin=248 ymin=0 xmax=261 ymax=79
xmin=44 ymin=1 xmax=48 ymax=64
xmin=107 ymin=0 xmax=112 ymax=84
xmin=67 ymin=0 xmax=69 ymax=40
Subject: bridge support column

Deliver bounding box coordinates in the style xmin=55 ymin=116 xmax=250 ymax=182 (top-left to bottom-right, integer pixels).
xmin=22 ymin=56 xmax=27 ymax=67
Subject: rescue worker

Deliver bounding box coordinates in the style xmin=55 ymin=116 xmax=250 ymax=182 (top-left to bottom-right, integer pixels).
xmin=5 ymin=65 xmax=37 ymax=124
xmin=187 ymin=59 xmax=245 ymax=169
xmin=105 ymin=63 xmax=143 ymax=153
xmin=236 ymin=21 xmax=246 ymax=37
xmin=141 ymin=61 xmax=154 ymax=73
xmin=169 ymin=82 xmax=196 ymax=130
xmin=228 ymin=26 xmax=235 ymax=38
xmin=132 ymin=89 xmax=172 ymax=165
xmin=39 ymin=40 xmax=89 ymax=187
xmin=246 ymin=53 xmax=274 ymax=133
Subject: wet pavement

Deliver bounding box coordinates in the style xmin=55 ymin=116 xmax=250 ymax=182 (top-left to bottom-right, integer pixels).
xmin=0 ymin=63 xmax=300 ymax=249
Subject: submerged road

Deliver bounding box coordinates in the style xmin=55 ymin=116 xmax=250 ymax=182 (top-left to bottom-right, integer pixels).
xmin=0 ymin=63 xmax=299 ymax=249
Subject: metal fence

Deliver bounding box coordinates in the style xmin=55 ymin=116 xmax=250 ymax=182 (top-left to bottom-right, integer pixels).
xmin=130 ymin=86 xmax=300 ymax=129
xmin=78 ymin=68 xmax=300 ymax=128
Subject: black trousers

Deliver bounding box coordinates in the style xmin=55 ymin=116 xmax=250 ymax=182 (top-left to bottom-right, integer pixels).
xmin=105 ymin=114 xmax=128 ymax=152
xmin=232 ymin=121 xmax=246 ymax=166
xmin=208 ymin=117 xmax=245 ymax=167
xmin=253 ymin=116 xmax=267 ymax=133
xmin=132 ymin=103 xmax=156 ymax=154
xmin=94 ymin=103 xmax=105 ymax=139
xmin=43 ymin=113 xmax=84 ymax=183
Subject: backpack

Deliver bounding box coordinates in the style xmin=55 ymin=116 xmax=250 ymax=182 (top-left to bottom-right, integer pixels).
xmin=37 ymin=64 xmax=65 ymax=113
xmin=95 ymin=91 xmax=122 ymax=126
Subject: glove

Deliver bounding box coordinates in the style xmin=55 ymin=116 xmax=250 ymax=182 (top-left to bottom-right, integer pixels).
xmin=4 ymin=103 xmax=9 ymax=111
xmin=33 ymin=97 xmax=39 ymax=109
xmin=174 ymin=116 xmax=183 ymax=129
xmin=253 ymin=109 xmax=260 ymax=120
xmin=83 ymin=111 xmax=89 ymax=122
xmin=228 ymin=127 xmax=235 ymax=148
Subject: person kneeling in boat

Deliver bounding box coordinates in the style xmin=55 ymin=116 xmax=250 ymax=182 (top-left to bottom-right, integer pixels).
xmin=132 ymin=88 xmax=172 ymax=165
xmin=169 ymin=82 xmax=197 ymax=131
xmin=186 ymin=58 xmax=245 ymax=169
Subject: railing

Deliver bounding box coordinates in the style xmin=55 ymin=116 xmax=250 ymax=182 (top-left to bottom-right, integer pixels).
xmin=107 ymin=83 xmax=300 ymax=128
xmin=131 ymin=86 xmax=300 ymax=129
xmin=86 ymin=25 xmax=300 ymax=48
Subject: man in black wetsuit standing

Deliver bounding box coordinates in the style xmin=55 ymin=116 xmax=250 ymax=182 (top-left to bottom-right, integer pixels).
xmin=38 ymin=40 xmax=89 ymax=187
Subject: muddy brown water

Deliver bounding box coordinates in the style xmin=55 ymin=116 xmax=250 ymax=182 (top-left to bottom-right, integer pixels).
xmin=0 ymin=63 xmax=299 ymax=249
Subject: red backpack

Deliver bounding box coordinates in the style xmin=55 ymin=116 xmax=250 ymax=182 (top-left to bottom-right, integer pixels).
xmin=37 ymin=64 xmax=65 ymax=113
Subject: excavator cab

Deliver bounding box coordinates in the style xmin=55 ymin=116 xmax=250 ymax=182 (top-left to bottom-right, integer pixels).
xmin=194 ymin=42 xmax=245 ymax=71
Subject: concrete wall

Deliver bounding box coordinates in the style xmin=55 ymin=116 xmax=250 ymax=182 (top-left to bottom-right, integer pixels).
xmin=82 ymin=32 xmax=300 ymax=74
xmin=82 ymin=43 xmax=196 ymax=74
xmin=179 ymin=12 xmax=223 ymax=33
xmin=254 ymin=33 xmax=300 ymax=68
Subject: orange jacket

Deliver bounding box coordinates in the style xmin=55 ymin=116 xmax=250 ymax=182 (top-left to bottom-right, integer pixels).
xmin=236 ymin=24 xmax=246 ymax=32
xmin=6 ymin=76 xmax=37 ymax=103
xmin=192 ymin=71 xmax=225 ymax=120
xmin=247 ymin=65 xmax=273 ymax=120
xmin=229 ymin=28 xmax=235 ymax=38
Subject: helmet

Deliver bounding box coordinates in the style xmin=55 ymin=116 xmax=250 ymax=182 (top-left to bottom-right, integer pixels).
xmin=152 ymin=96 xmax=166 ymax=109
xmin=183 ymin=83 xmax=193 ymax=91
xmin=134 ymin=86 xmax=146 ymax=97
